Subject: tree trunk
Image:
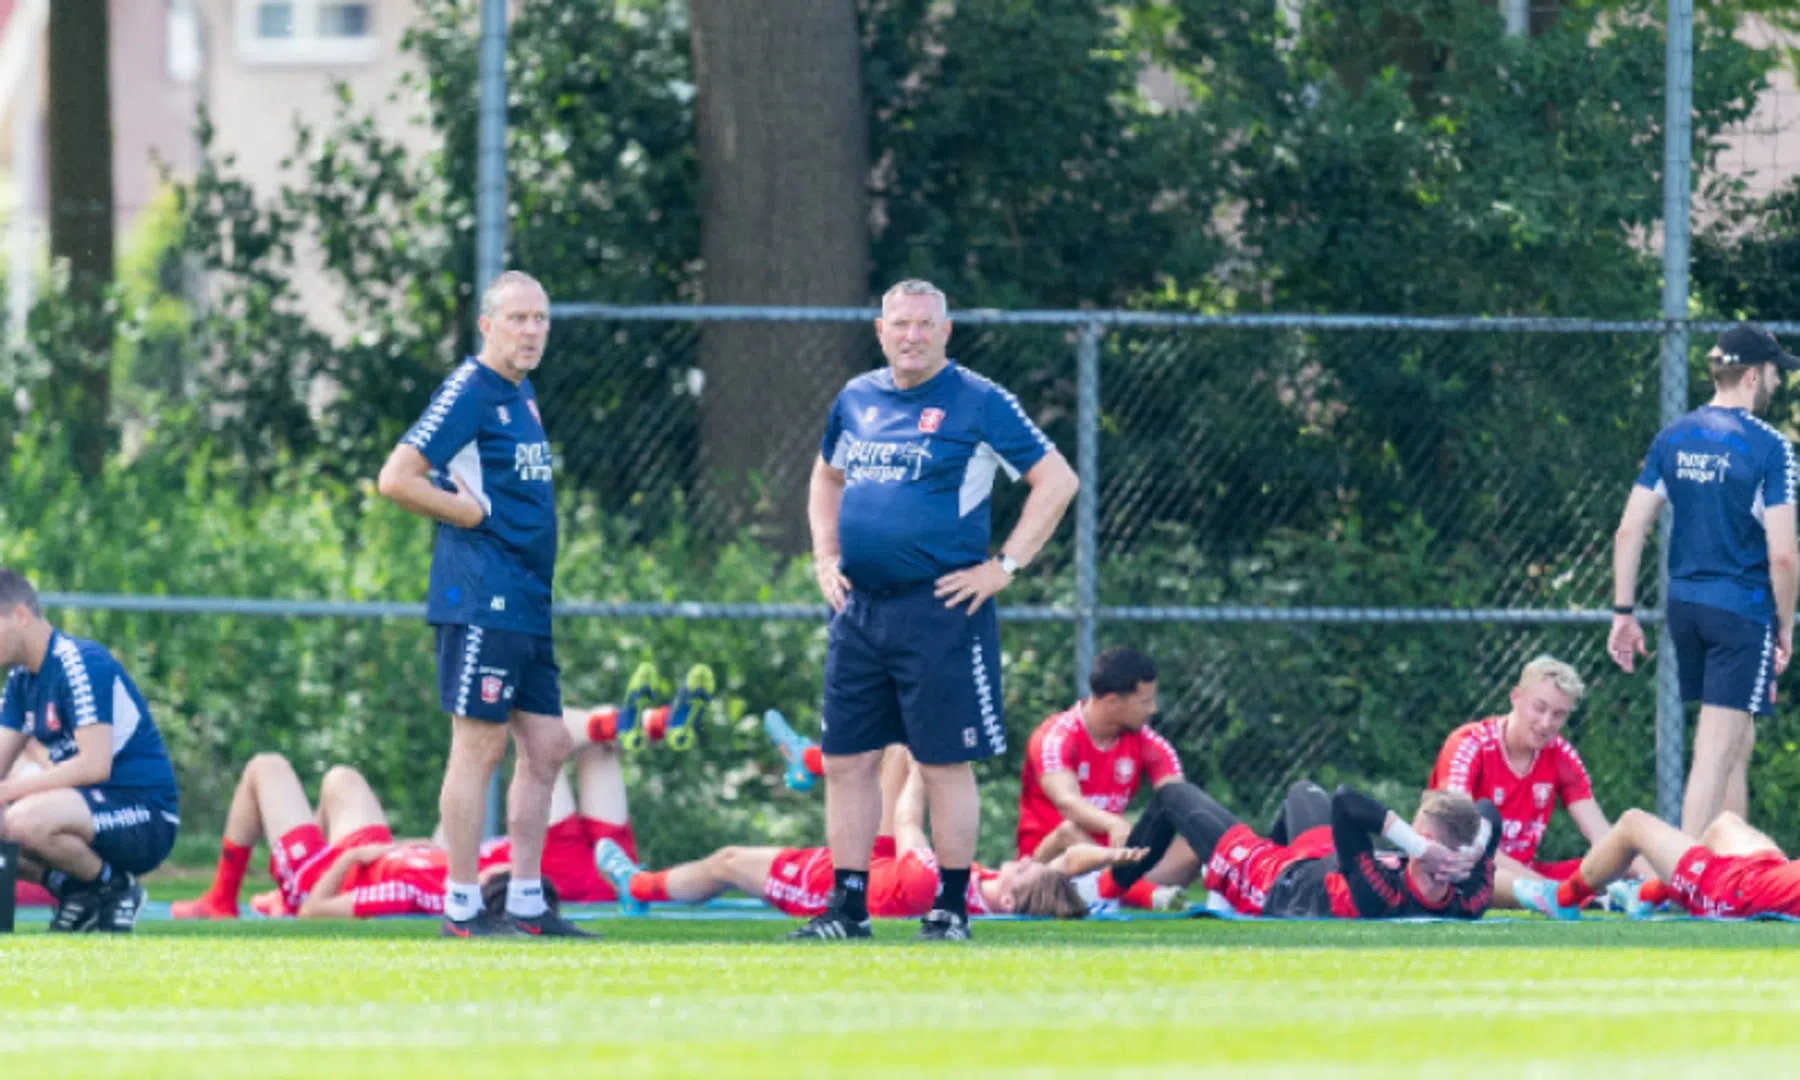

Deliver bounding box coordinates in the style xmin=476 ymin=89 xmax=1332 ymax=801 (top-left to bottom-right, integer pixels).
xmin=46 ymin=0 xmax=116 ymax=480
xmin=690 ymin=0 xmax=871 ymax=551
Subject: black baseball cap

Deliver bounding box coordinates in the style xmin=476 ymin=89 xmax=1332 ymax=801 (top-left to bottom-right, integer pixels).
xmin=1711 ymin=323 xmax=1800 ymax=372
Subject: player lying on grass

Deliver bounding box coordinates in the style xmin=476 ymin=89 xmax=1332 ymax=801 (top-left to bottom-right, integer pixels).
xmin=764 ymin=705 xmax=1184 ymax=912
xmin=1015 ymin=645 xmax=1189 ymax=910
xmin=1097 ymin=778 xmax=1502 ymax=919
xmin=1515 ymin=807 xmax=1800 ymax=920
xmin=1427 ymin=655 xmax=1650 ymax=908
xmin=596 ymin=745 xmax=1146 ymax=933
xmin=174 ymin=665 xmax=711 ymax=919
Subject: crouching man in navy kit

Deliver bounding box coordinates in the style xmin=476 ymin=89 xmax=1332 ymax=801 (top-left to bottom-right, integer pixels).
xmin=378 ymin=270 xmax=591 ymax=939
xmin=0 ymin=569 xmax=178 ymax=931
xmin=798 ymin=279 xmax=1080 ymax=941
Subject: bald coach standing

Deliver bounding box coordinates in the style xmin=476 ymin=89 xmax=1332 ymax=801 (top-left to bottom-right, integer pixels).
xmin=796 ymin=279 xmax=1079 ymax=942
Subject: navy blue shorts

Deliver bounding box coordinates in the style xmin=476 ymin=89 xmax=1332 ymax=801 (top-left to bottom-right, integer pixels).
xmin=822 ymin=582 xmax=1006 ymax=765
xmin=1666 ymin=599 xmax=1777 ymax=717
xmin=81 ymin=787 xmax=178 ymax=876
xmin=435 ymin=624 xmax=562 ymax=722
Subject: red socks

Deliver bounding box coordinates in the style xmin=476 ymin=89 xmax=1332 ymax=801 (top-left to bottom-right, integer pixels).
xmin=1556 ymin=873 xmax=1595 ymax=909
xmin=211 ymin=840 xmax=253 ymax=904
xmin=1122 ymin=878 xmax=1160 ymax=909
xmin=1640 ymin=878 xmax=1669 ymax=905
xmin=629 ymin=870 xmax=670 ymax=904
xmin=586 ymin=707 xmax=620 ymax=744
xmin=1096 ymin=869 xmax=1124 ymax=900
xmin=802 ymin=745 xmax=824 ymax=777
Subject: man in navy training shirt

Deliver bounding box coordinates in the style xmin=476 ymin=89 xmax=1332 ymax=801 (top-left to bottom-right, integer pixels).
xmin=801 ymin=279 xmax=1080 ymax=941
xmin=377 ymin=270 xmax=591 ymax=938
xmin=0 ymin=569 xmax=178 ymax=932
xmin=1610 ymin=323 xmax=1800 ymax=835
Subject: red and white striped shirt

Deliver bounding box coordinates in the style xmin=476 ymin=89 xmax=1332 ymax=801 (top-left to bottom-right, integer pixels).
xmin=1016 ymin=703 xmax=1183 ymax=858
xmin=1428 ymin=716 xmax=1593 ymax=866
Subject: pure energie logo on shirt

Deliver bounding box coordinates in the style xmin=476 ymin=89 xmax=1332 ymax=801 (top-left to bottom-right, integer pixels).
xmin=840 ymin=435 xmax=932 ymax=484
xmin=1675 ymin=451 xmax=1731 ymax=484
xmin=514 ymin=441 xmax=554 ymax=482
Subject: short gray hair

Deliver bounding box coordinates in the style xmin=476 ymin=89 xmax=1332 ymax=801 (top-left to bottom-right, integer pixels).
xmin=881 ymin=279 xmax=949 ymax=317
xmin=480 ymin=271 xmax=548 ymax=318
xmin=0 ymin=568 xmax=41 ymax=616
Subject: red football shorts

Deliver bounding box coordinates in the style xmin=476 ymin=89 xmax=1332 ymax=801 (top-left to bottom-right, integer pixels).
xmin=1667 ymin=845 xmax=1796 ymax=918
xmin=1204 ymin=823 xmax=1332 ymax=916
xmin=764 ymin=846 xmax=835 ymax=917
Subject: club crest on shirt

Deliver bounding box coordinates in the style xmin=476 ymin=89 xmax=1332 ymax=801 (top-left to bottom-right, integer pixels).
xmin=1115 ymin=759 xmax=1136 ymax=784
xmin=481 ymin=676 xmax=503 ymax=704
xmin=1533 ymin=783 xmax=1552 ymax=808
xmin=1077 ymin=763 xmax=1090 ymax=781
xmin=1493 ymin=787 xmax=1505 ymax=803
xmin=497 ymin=405 xmax=511 ymax=425
xmin=918 ymin=408 xmax=945 ymax=433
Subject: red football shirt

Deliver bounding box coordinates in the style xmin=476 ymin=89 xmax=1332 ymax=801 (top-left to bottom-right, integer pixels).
xmin=1016 ymin=703 xmax=1184 ymax=858
xmin=1428 ymin=716 xmax=1593 ymax=866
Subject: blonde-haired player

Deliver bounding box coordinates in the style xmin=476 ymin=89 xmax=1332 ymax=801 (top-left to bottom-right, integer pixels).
xmin=1427 ymin=655 xmax=1645 ymax=908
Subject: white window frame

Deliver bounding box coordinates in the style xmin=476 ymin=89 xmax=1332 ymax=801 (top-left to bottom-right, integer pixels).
xmin=234 ymin=0 xmax=377 ymax=66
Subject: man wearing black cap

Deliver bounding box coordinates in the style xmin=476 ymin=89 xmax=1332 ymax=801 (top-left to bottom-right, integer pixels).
xmin=1609 ymin=324 xmax=1800 ymax=835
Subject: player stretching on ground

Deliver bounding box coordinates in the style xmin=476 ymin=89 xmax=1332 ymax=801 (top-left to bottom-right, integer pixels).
xmin=597 ymin=747 xmax=1140 ymax=926
xmin=0 ymin=570 xmax=179 ymax=932
xmin=173 ymin=668 xmax=707 ymax=918
xmin=1016 ymin=645 xmax=1186 ymax=909
xmin=1610 ymin=324 xmax=1800 ymax=834
xmin=1517 ymin=807 xmax=1800 ymax=920
xmin=379 ymin=270 xmax=586 ymax=937
xmin=1428 ymin=655 xmax=1646 ymax=906
xmin=1099 ymin=779 xmax=1500 ymax=920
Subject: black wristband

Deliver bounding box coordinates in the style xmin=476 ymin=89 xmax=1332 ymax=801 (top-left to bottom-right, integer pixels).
xmin=1613 ymin=605 xmax=1635 ymax=616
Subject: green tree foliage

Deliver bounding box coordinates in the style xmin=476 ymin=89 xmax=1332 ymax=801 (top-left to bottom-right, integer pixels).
xmin=9 ymin=1 xmax=1800 ymax=858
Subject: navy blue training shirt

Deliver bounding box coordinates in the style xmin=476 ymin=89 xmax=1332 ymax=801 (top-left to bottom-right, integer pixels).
xmin=0 ymin=630 xmax=180 ymax=809
xmin=821 ymin=361 xmax=1053 ymax=591
xmin=1637 ymin=405 xmax=1799 ymax=621
xmin=401 ymin=358 xmax=558 ymax=637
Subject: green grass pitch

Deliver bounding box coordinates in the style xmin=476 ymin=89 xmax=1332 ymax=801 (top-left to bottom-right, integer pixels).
xmin=6 ymin=915 xmax=1800 ymax=1078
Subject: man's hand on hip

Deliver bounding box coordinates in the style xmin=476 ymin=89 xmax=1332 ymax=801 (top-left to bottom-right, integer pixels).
xmin=935 ymin=560 xmax=1012 ymax=615
xmin=448 ymin=472 xmax=487 ymax=529
xmin=815 ymin=559 xmax=852 ymax=613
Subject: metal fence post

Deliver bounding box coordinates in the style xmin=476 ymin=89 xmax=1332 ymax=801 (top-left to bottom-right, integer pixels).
xmin=1655 ymin=0 xmax=1694 ymax=826
xmin=1074 ymin=323 xmax=1101 ymax=698
xmin=475 ymin=0 xmax=508 ymax=312
xmin=476 ymin=0 xmax=508 ymax=839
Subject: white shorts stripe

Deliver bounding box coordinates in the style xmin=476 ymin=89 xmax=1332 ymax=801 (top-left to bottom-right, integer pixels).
xmin=453 ymin=627 xmax=485 ymax=716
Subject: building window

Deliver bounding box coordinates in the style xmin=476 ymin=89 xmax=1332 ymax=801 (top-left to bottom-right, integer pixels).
xmin=255 ymin=2 xmax=295 ymax=39
xmin=237 ymin=0 xmax=375 ymax=64
xmin=318 ymin=2 xmax=369 ymax=39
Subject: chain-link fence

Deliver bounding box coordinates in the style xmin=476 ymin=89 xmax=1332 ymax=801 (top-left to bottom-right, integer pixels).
xmin=524 ymin=305 xmax=1676 ymax=835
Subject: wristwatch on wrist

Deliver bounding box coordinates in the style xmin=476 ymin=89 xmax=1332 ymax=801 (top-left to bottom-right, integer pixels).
xmin=997 ymin=553 xmax=1021 ymax=577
